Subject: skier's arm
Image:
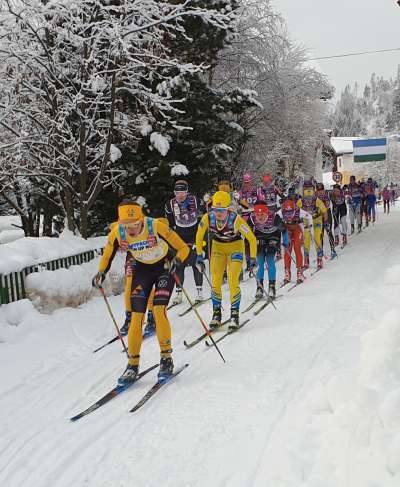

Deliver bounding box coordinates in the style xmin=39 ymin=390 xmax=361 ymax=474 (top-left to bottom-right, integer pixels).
xmin=195 ymin=214 xmax=209 ymax=256
xmin=299 ymin=209 xmax=313 ymax=228
xmin=157 ymin=219 xmax=190 ymax=263
xmin=317 ymin=199 xmax=328 ymax=222
xmin=99 ymin=227 xmax=120 ymax=274
xmin=235 ymin=215 xmax=257 ymax=259
xmin=164 ymin=200 xmax=175 ymax=228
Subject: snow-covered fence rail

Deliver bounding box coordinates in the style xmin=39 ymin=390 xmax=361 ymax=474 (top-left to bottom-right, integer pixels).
xmin=0 ymin=248 xmax=103 ymax=305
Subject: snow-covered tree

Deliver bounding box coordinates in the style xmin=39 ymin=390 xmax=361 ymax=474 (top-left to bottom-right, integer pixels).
xmin=213 ymin=0 xmax=333 ymax=183
xmin=0 ymin=0 xmax=235 ymax=236
xmin=114 ymin=0 xmax=261 ymax=216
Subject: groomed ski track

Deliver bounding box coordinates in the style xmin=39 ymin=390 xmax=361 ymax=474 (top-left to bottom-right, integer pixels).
xmin=1 ymin=206 xmax=400 ymax=487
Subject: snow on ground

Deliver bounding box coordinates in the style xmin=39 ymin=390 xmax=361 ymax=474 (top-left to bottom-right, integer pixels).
xmin=1 ymin=206 xmax=400 ymax=487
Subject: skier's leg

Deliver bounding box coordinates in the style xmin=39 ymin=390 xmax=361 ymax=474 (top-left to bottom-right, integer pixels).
xmin=153 ymin=272 xmax=175 ymax=357
xmin=266 ymin=249 xmax=277 ymax=282
xmin=227 ymin=240 xmax=245 ymax=311
xmin=293 ymin=226 xmax=304 ymax=271
xmin=256 ymin=244 xmax=266 ymax=283
xmin=210 ymin=241 xmax=227 ymax=311
xmin=128 ymin=270 xmax=154 ymax=365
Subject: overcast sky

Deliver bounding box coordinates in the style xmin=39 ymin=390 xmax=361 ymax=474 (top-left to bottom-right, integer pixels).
xmin=272 ymin=0 xmax=400 ymax=99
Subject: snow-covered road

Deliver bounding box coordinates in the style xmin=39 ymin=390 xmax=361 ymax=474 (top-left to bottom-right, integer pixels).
xmin=1 ymin=207 xmax=400 ymax=487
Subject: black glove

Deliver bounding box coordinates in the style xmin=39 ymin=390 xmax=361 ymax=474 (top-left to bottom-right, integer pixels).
xmin=249 ymin=257 xmax=257 ymax=274
xmin=92 ymin=271 xmax=106 ymax=289
xmin=196 ymin=254 xmax=206 ymax=273
xmin=169 ymin=256 xmax=182 ymax=275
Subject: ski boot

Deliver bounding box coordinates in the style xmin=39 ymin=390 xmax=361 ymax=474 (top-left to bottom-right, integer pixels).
xmin=296 ymin=268 xmax=304 ymax=284
xmin=158 ymin=355 xmax=174 ymax=381
xmin=118 ymin=364 xmax=139 ymax=386
xmin=120 ymin=311 xmax=131 ymax=336
xmin=334 ymin=235 xmax=339 ymax=247
xmin=317 ymin=256 xmax=323 ymax=269
xmin=342 ymin=234 xmax=347 ymax=247
xmin=268 ymin=280 xmax=276 ymax=299
xmin=303 ymin=255 xmax=310 ymax=270
xmin=228 ymin=308 xmax=240 ymax=331
xmin=284 ymin=267 xmax=291 ymax=284
xmin=365 ymin=219 xmax=369 ymax=227
xmin=331 ymin=249 xmax=338 ymax=260
xmin=357 ymin=224 xmax=362 ymax=234
xmin=255 ymin=280 xmax=264 ymax=300
xmin=172 ymin=289 xmax=183 ymax=305
xmin=195 ymin=286 xmax=203 ymax=304
xmin=209 ymin=308 xmax=222 ymax=330
xmin=351 ymin=224 xmax=355 ymax=235
xmin=143 ymin=310 xmax=156 ymax=336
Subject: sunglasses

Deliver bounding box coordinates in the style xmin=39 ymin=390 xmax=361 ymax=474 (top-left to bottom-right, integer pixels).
xmin=174 ymin=190 xmax=188 ymax=196
xmin=212 ymin=207 xmax=228 ymax=213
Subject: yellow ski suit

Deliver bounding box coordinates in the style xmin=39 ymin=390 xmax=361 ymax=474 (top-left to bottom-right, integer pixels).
xmin=99 ymin=218 xmax=189 ymax=365
xmin=196 ymin=210 xmax=257 ymax=310
xmin=298 ymin=197 xmax=327 ymax=257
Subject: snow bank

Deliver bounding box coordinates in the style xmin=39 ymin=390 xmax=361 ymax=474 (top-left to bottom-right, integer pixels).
xmin=0 ymin=234 xmax=106 ymax=274
xmin=0 ymin=215 xmax=24 ymax=244
xmin=263 ymin=310 xmax=400 ymax=486
xmin=25 ymin=254 xmax=125 ymax=313
xmin=0 ymin=299 xmax=41 ymax=344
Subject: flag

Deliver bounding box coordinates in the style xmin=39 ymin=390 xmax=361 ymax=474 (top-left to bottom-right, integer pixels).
xmin=352 ymin=138 xmax=387 ymax=163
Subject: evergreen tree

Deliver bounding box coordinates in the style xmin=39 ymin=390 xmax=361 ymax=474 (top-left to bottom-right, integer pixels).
xmin=112 ymin=0 xmax=259 ymax=215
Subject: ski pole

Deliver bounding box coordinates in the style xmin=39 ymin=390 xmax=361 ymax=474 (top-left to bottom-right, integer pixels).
xmin=203 ymin=269 xmax=213 ymax=290
xmin=172 ymin=272 xmax=226 ymax=364
xmin=260 ymin=285 xmax=278 ymax=311
xmin=206 ymin=206 xmax=212 ymax=275
xmin=283 ymin=245 xmax=298 ymax=267
xmin=98 ymin=286 xmax=130 ymax=359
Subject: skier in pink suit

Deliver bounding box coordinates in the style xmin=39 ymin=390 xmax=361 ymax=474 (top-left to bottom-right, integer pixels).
xmin=382 ymin=187 xmax=391 ymax=214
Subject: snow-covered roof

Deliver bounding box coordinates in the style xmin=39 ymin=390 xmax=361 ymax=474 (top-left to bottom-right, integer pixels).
xmin=330 ymin=137 xmax=358 ymax=155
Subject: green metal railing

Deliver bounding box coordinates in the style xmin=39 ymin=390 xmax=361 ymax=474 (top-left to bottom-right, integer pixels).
xmin=0 ymin=248 xmax=103 ymax=305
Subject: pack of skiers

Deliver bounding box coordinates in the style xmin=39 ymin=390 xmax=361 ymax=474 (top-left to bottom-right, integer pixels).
xmin=92 ymin=173 xmax=395 ymax=386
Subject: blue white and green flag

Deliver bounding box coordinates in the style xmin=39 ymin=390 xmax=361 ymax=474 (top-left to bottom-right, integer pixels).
xmin=352 ymin=138 xmax=387 ymax=163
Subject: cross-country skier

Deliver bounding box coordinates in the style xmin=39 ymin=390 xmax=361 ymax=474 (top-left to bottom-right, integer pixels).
xmin=316 ymin=182 xmax=337 ymax=258
xmin=238 ymin=173 xmax=258 ymax=270
xmin=256 ymin=174 xmax=282 ymax=211
xmin=165 ymin=180 xmax=204 ymax=305
xmin=195 ymin=191 xmax=257 ymax=331
xmin=382 ymin=186 xmax=391 ymax=214
xmin=238 ymin=173 xmax=258 ymax=220
xmin=298 ymin=180 xmax=328 ymax=269
xmin=249 ymin=201 xmax=288 ymax=299
xmin=93 ymin=200 xmax=189 ymax=384
xmin=359 ymin=180 xmax=369 ymax=228
xmin=105 ymin=220 xmax=155 ymax=337
xmin=276 ymin=199 xmax=313 ymax=284
xmin=347 ymin=175 xmax=362 ymax=234
xmin=330 ymin=184 xmax=348 ymax=247
xmin=365 ymin=177 xmax=377 ymax=224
